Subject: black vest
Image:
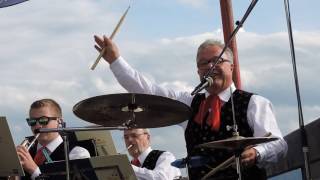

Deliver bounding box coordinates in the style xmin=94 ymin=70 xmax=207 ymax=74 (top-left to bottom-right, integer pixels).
xmin=141 ymin=150 xmax=164 ymax=170
xmin=21 ymin=137 xmax=78 ymax=180
xmin=185 ymin=90 xmax=266 ymax=180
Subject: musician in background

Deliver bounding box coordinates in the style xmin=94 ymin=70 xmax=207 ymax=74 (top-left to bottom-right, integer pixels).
xmin=124 ymin=128 xmax=181 ymax=180
xmin=94 ymin=35 xmax=288 ymax=180
xmin=16 ymin=98 xmax=90 ymax=180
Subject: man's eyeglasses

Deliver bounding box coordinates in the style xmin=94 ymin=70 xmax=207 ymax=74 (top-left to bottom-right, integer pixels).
xmin=197 ymin=57 xmax=231 ymax=68
xmin=123 ymin=133 xmax=147 ymax=140
xmin=26 ymin=116 xmax=59 ymax=126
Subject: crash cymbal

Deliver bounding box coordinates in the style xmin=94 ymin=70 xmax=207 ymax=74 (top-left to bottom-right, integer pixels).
xmin=198 ymin=135 xmax=278 ymax=150
xmin=73 ymin=93 xmax=191 ymax=128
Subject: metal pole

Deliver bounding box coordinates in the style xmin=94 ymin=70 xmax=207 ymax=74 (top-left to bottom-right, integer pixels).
xmin=283 ymin=0 xmax=312 ymax=179
xmin=220 ymin=0 xmax=241 ymax=89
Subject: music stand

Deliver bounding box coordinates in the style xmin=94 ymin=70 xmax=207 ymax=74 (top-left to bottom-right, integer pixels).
xmin=39 ymin=155 xmax=137 ymax=180
xmin=0 ymin=117 xmax=25 ymax=177
xmin=74 ymin=130 xmax=117 ymax=156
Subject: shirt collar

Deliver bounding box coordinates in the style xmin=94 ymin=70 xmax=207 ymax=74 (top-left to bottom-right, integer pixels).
xmin=205 ymin=83 xmax=236 ymax=103
xmin=138 ymin=146 xmax=152 ymax=164
xmin=37 ymin=135 xmax=63 ymax=153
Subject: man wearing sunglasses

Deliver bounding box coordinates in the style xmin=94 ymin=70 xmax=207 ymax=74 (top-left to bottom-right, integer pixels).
xmin=16 ymin=99 xmax=90 ymax=180
xmin=124 ymin=128 xmax=181 ymax=180
xmin=94 ymin=36 xmax=288 ymax=180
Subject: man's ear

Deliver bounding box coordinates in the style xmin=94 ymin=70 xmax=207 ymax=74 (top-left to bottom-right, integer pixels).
xmin=58 ymin=118 xmax=63 ymax=124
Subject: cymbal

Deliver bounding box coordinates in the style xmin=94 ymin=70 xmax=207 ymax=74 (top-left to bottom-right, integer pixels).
xmin=73 ymin=93 xmax=191 ymax=128
xmin=198 ymin=135 xmax=278 ymax=150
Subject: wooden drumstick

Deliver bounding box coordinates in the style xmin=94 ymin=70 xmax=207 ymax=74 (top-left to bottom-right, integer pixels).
xmin=91 ymin=6 xmax=130 ymax=70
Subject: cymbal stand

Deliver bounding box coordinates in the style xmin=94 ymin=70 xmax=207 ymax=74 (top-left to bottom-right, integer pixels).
xmin=121 ymin=93 xmax=141 ymax=128
xmin=60 ymin=122 xmax=70 ymax=180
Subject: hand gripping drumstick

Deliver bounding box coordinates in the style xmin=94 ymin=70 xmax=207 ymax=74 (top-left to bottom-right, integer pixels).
xmin=91 ymin=6 xmax=130 ymax=70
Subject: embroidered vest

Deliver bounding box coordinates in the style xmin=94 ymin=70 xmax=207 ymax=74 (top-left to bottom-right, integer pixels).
xmin=185 ymin=90 xmax=266 ymax=180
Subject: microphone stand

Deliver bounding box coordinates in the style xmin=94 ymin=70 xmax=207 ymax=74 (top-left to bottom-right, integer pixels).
xmin=283 ymin=0 xmax=312 ymax=179
xmin=191 ymin=0 xmax=259 ymax=95
xmin=57 ymin=122 xmax=71 ymax=180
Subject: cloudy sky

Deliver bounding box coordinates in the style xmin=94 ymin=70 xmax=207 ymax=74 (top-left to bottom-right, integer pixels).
xmin=1 ymin=0 xmax=319 ymax=179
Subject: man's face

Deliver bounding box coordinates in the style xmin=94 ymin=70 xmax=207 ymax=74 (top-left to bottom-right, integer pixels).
xmin=123 ymin=129 xmax=150 ymax=158
xmin=197 ymin=45 xmax=234 ymax=95
xmin=29 ymin=106 xmax=61 ymax=145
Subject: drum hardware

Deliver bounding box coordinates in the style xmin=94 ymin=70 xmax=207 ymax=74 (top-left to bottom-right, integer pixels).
xmin=200 ymin=133 xmax=276 ymax=180
xmin=73 ymin=93 xmax=191 ymax=128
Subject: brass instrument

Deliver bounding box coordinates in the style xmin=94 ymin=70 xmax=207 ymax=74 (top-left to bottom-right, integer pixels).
xmin=21 ymin=133 xmax=40 ymax=150
xmin=7 ymin=134 xmax=40 ymax=180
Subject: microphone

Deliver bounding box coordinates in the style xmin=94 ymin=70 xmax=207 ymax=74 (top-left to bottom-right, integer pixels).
xmin=191 ymin=76 xmax=213 ymax=95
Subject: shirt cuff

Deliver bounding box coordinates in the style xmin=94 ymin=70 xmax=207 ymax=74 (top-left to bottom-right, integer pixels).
xmin=110 ymin=56 xmax=124 ymax=68
xmin=253 ymin=146 xmax=266 ymax=166
xmin=31 ymin=167 xmax=41 ymax=180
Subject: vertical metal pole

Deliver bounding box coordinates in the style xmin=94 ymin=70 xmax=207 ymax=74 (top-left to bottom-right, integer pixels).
xmin=220 ymin=0 xmax=241 ymax=89
xmin=61 ymin=122 xmax=70 ymax=180
xmin=283 ymin=0 xmax=312 ymax=179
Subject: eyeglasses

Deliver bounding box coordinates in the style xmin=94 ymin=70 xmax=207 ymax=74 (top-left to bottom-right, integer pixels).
xmin=197 ymin=57 xmax=231 ymax=69
xmin=26 ymin=116 xmax=59 ymax=126
xmin=123 ymin=133 xmax=147 ymax=140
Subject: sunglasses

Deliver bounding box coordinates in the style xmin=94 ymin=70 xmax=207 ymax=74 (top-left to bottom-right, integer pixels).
xmin=26 ymin=116 xmax=59 ymax=126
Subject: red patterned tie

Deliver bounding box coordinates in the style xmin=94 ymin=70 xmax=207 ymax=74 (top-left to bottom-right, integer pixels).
xmin=208 ymin=95 xmax=221 ymax=131
xmin=131 ymin=158 xmax=141 ymax=167
xmin=34 ymin=147 xmax=46 ymax=166
xmin=194 ymin=95 xmax=221 ymax=131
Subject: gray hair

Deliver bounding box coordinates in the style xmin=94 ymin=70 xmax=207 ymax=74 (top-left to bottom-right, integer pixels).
xmin=124 ymin=128 xmax=150 ymax=135
xmin=197 ymin=39 xmax=234 ymax=64
xmin=143 ymin=129 xmax=150 ymax=135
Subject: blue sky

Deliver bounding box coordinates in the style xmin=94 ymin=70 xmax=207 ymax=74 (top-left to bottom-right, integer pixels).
xmin=0 ymin=0 xmax=319 ymax=179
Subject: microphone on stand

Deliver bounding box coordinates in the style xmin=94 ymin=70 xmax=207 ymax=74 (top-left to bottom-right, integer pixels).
xmin=191 ymin=76 xmax=214 ymax=95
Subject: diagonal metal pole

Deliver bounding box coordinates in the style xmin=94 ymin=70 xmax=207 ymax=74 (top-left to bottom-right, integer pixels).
xmin=283 ymin=0 xmax=312 ymax=179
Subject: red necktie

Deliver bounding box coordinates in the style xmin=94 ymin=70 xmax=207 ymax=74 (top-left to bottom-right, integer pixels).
xmin=208 ymin=95 xmax=221 ymax=131
xmin=131 ymin=158 xmax=141 ymax=167
xmin=194 ymin=95 xmax=221 ymax=131
xmin=34 ymin=147 xmax=46 ymax=166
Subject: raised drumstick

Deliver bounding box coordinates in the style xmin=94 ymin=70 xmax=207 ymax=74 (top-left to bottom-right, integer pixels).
xmin=91 ymin=6 xmax=130 ymax=70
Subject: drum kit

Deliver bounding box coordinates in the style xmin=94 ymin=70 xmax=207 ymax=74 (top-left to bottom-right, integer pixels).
xmin=36 ymin=93 xmax=277 ymax=180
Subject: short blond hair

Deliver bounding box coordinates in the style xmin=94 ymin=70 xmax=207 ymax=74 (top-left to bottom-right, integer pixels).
xmin=29 ymin=98 xmax=62 ymax=117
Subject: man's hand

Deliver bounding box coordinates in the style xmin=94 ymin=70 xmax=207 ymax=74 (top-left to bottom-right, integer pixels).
xmin=241 ymin=147 xmax=257 ymax=167
xmin=94 ymin=35 xmax=120 ymax=64
xmin=16 ymin=145 xmax=38 ymax=174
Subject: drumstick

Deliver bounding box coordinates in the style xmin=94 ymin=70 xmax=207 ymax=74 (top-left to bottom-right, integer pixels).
xmin=201 ymin=132 xmax=272 ymax=180
xmin=91 ymin=5 xmax=130 ymax=70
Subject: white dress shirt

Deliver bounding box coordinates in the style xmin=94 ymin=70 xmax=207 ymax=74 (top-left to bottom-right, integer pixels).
xmin=110 ymin=56 xmax=288 ymax=168
xmin=31 ymin=135 xmax=90 ymax=180
xmin=132 ymin=147 xmax=181 ymax=180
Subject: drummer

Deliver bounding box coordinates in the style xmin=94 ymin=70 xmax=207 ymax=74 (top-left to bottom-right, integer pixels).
xmin=123 ymin=128 xmax=181 ymax=180
xmin=94 ymin=36 xmax=288 ymax=180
